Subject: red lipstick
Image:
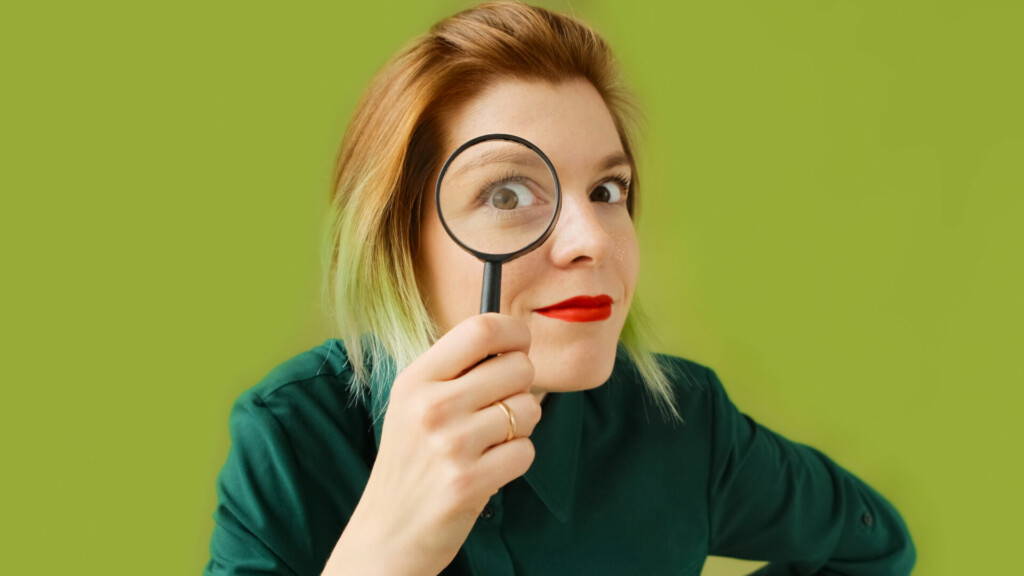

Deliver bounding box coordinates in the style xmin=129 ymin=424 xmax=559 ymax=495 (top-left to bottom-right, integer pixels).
xmin=535 ymin=294 xmax=613 ymax=322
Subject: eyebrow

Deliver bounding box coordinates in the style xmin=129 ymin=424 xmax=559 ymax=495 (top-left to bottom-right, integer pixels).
xmin=598 ymin=151 xmax=631 ymax=172
xmin=449 ymin=147 xmax=632 ymax=178
xmin=450 ymin=148 xmax=542 ymax=178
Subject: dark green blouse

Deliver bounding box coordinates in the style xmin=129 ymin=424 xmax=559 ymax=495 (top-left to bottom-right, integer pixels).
xmin=204 ymin=338 xmax=915 ymax=575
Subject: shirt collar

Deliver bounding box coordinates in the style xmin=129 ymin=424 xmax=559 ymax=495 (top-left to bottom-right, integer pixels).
xmin=525 ymin=342 xmax=631 ymax=523
xmin=522 ymin=386 xmax=583 ymax=523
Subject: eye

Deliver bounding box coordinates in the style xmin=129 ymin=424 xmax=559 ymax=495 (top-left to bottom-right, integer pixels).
xmin=590 ymin=175 xmax=630 ymax=204
xmin=486 ymin=181 xmax=536 ymax=210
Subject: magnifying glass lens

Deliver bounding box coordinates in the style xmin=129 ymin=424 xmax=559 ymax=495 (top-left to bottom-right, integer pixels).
xmin=438 ymin=139 xmax=558 ymax=255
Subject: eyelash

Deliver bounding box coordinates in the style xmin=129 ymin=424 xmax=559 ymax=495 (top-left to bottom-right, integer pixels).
xmin=476 ymin=171 xmax=632 ymax=205
xmin=599 ymin=173 xmax=632 ymax=202
xmin=476 ymin=169 xmax=528 ymax=206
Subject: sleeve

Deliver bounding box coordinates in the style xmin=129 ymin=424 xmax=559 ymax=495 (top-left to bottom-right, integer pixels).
xmin=204 ymin=393 xmax=307 ymax=576
xmin=704 ymin=367 xmax=917 ymax=575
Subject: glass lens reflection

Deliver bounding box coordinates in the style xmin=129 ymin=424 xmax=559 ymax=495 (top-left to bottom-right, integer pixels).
xmin=438 ymin=139 xmax=558 ymax=255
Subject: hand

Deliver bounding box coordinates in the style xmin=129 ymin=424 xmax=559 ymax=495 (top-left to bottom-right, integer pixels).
xmin=347 ymin=313 xmax=542 ymax=575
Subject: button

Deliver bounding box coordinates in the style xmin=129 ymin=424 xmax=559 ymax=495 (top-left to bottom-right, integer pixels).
xmin=861 ymin=511 xmax=874 ymax=527
xmin=479 ymin=505 xmax=494 ymax=520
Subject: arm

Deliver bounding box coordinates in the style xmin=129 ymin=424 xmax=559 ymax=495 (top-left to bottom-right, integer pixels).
xmin=704 ymin=367 xmax=916 ymax=575
xmin=205 ymin=390 xmax=438 ymax=576
xmin=204 ymin=393 xmax=305 ymax=576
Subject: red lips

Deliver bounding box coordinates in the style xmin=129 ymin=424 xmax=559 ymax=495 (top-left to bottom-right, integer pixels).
xmin=536 ymin=294 xmax=613 ymax=311
xmin=535 ymin=294 xmax=613 ymax=322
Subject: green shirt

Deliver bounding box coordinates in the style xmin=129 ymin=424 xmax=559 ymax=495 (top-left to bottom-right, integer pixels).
xmin=205 ymin=338 xmax=915 ymax=575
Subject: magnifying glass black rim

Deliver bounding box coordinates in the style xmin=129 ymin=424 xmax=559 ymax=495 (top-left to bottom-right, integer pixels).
xmin=435 ymin=132 xmax=562 ymax=263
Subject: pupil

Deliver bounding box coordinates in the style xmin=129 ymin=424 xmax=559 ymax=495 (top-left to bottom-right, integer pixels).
xmin=592 ymin=186 xmax=610 ymax=202
xmin=493 ymin=187 xmax=519 ymax=209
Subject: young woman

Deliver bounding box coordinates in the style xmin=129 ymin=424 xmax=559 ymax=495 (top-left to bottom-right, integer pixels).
xmin=204 ymin=2 xmax=916 ymax=575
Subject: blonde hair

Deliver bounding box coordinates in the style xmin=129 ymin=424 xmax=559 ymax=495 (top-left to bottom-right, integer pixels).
xmin=321 ymin=0 xmax=688 ymax=425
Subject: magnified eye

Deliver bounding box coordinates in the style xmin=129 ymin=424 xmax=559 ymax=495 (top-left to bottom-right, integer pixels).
xmin=487 ymin=181 xmax=535 ymax=210
xmin=591 ymin=176 xmax=630 ymax=204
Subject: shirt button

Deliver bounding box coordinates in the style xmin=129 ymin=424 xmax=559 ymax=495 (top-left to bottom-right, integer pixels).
xmin=861 ymin=511 xmax=874 ymax=527
xmin=480 ymin=505 xmax=494 ymax=520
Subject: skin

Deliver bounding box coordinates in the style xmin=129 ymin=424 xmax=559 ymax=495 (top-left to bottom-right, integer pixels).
xmin=415 ymin=77 xmax=640 ymax=407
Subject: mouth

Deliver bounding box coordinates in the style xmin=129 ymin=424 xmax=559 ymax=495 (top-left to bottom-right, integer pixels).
xmin=534 ymin=294 xmax=613 ymax=323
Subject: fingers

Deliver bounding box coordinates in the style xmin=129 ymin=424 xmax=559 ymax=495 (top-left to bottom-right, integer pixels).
xmin=475 ymin=435 xmax=536 ymax=491
xmin=456 ymin=390 xmax=543 ymax=457
xmin=444 ymin=349 xmax=535 ymax=414
xmin=409 ymin=314 xmax=531 ymax=383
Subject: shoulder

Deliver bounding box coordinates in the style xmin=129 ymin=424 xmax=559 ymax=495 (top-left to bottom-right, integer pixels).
xmin=246 ymin=338 xmax=352 ymax=402
xmin=648 ymin=351 xmax=741 ymax=421
xmin=607 ymin=345 xmax=721 ymax=425
xmin=227 ymin=338 xmax=373 ymax=450
xmin=651 ymin=351 xmax=716 ymax=386
xmin=637 ymin=348 xmax=720 ymax=401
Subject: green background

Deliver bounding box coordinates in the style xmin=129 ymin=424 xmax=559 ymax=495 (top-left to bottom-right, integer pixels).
xmin=2 ymin=1 xmax=1020 ymax=574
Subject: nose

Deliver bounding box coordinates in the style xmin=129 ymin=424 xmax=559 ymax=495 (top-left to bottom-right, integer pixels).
xmin=546 ymin=193 xmax=614 ymax=267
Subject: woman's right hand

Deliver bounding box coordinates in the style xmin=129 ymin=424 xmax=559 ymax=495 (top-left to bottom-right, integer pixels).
xmin=341 ymin=313 xmax=543 ymax=575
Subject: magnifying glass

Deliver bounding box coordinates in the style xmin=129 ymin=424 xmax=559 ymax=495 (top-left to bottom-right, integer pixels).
xmin=435 ymin=133 xmax=562 ymax=316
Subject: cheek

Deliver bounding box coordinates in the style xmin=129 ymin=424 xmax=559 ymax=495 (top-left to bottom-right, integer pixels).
xmin=423 ymin=206 xmax=477 ymax=278
xmin=420 ymin=212 xmax=484 ymax=329
xmin=499 ymin=254 xmax=547 ymax=311
xmin=611 ymin=221 xmax=640 ymax=285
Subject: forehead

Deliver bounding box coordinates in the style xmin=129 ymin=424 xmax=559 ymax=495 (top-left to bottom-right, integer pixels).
xmin=444 ymin=77 xmax=626 ymax=177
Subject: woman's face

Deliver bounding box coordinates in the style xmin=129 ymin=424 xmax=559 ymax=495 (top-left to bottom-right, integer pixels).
xmin=417 ymin=77 xmax=639 ymax=400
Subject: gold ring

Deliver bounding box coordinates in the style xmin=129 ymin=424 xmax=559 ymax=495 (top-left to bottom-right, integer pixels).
xmin=494 ymin=400 xmax=517 ymax=442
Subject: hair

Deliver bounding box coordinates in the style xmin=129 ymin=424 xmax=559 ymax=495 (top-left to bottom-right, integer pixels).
xmin=321 ymin=0 xmax=687 ymax=425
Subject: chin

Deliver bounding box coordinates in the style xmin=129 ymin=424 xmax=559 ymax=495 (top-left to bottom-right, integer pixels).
xmin=529 ymin=333 xmax=618 ymax=393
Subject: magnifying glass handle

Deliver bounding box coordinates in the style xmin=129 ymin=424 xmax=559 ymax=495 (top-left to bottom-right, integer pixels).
xmin=476 ymin=260 xmax=503 ymax=365
xmin=480 ymin=260 xmax=502 ymax=314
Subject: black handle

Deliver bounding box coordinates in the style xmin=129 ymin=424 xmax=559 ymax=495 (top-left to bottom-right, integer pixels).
xmin=480 ymin=260 xmax=502 ymax=314
xmin=476 ymin=260 xmax=504 ymax=365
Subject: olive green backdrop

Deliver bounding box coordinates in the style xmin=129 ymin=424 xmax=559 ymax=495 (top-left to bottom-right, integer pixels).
xmin=2 ymin=1 xmax=1020 ymax=574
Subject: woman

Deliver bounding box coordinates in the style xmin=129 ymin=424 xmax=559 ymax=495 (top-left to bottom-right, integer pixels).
xmin=205 ymin=2 xmax=916 ymax=575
